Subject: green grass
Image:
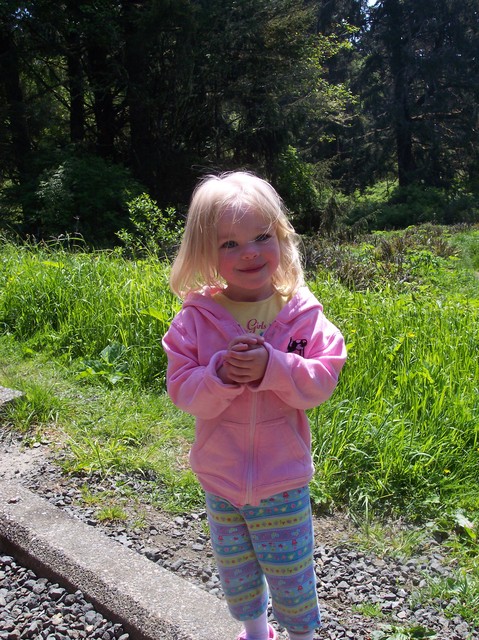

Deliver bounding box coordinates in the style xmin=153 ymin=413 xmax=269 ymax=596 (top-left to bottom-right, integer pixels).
xmin=309 ymin=280 xmax=478 ymax=520
xmin=371 ymin=625 xmax=439 ymax=639
xmin=1 ymin=226 xmax=477 ymax=521
xmin=352 ymin=602 xmax=384 ymax=619
xmin=412 ymin=571 xmax=479 ymax=630
xmin=449 ymin=226 xmax=479 ymax=271
xmin=0 ymin=335 xmax=197 ymax=512
xmin=0 ymin=237 xmax=180 ymax=387
xmin=0 ymin=225 xmax=478 ymax=628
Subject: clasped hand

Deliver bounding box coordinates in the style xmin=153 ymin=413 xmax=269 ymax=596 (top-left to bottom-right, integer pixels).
xmin=218 ymin=334 xmax=269 ymax=384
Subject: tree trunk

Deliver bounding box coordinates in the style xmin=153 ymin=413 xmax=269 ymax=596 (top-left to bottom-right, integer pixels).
xmin=384 ymin=0 xmax=416 ymax=186
xmin=0 ymin=20 xmax=31 ymax=181
xmin=122 ymin=1 xmax=156 ymax=192
xmin=393 ymin=70 xmax=415 ymax=187
xmin=66 ymin=29 xmax=85 ymax=144
xmin=86 ymin=42 xmax=116 ymax=158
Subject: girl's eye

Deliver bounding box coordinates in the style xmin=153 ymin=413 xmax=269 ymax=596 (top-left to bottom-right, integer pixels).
xmin=220 ymin=240 xmax=237 ymax=249
xmin=256 ymin=233 xmax=271 ymax=242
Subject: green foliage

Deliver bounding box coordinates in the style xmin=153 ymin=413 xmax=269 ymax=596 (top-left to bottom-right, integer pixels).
xmin=352 ymin=602 xmax=384 ymax=619
xmin=116 ymin=194 xmax=183 ymax=259
xmin=307 ymin=225 xmax=479 ymax=524
xmin=348 ymin=182 xmax=479 ymax=231
xmin=0 ymin=381 xmax=62 ymax=440
xmin=0 ymin=338 xmax=199 ymax=508
xmin=302 ymin=223 xmax=467 ymax=293
xmin=0 ymin=239 xmax=179 ymax=387
xmin=275 ymin=146 xmax=339 ymax=233
xmin=2 ymin=0 xmax=479 ymax=232
xmin=34 ymin=153 xmax=144 ymax=245
xmin=449 ymin=227 xmax=479 ymax=271
xmin=310 ymin=282 xmax=479 ymax=520
xmin=96 ymin=504 xmax=129 ymax=523
xmin=353 ymin=1 xmax=479 ymax=191
xmin=412 ymin=571 xmax=479 ymax=630
xmin=1 ymin=224 xmax=478 ymax=538
xmin=76 ymin=343 xmax=130 ymax=387
xmin=371 ymin=625 xmax=437 ymax=640
xmin=1 ymin=227 xmax=477 ymax=516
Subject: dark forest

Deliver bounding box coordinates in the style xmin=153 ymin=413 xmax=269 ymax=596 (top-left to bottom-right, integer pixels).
xmin=1 ymin=0 xmax=478 ymax=244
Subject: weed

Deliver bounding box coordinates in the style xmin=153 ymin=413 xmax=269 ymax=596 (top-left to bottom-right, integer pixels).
xmin=116 ymin=193 xmax=182 ymax=260
xmin=352 ymin=602 xmax=384 ymax=619
xmin=76 ymin=342 xmax=131 ymax=386
xmin=96 ymin=505 xmax=128 ymax=523
xmin=0 ymin=381 xmax=63 ymax=440
xmin=351 ymin=520 xmax=428 ymax=560
xmin=411 ymin=570 xmax=479 ymax=630
xmin=371 ymin=624 xmax=437 ymax=639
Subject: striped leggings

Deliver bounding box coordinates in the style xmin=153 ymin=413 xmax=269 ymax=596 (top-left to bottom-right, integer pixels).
xmin=205 ymin=486 xmax=321 ymax=634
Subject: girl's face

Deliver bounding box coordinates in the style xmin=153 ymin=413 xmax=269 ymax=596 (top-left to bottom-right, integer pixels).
xmin=216 ymin=204 xmax=280 ymax=302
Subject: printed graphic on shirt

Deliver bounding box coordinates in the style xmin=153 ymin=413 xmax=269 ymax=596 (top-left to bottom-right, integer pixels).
xmin=287 ymin=337 xmax=308 ymax=357
xmin=245 ymin=318 xmax=269 ymax=334
xmin=214 ymin=291 xmax=288 ymax=336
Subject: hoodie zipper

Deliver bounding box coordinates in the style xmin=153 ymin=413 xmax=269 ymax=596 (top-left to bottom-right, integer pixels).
xmin=244 ymin=322 xmax=277 ymax=505
xmin=245 ymin=392 xmax=257 ymax=505
xmin=237 ymin=319 xmax=282 ymax=505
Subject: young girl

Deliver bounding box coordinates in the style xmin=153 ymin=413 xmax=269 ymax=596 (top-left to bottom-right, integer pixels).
xmin=162 ymin=171 xmax=346 ymax=640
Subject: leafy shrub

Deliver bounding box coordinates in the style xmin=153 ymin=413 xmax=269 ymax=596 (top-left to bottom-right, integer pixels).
xmin=377 ymin=184 xmax=447 ymax=228
xmin=302 ymin=223 xmax=460 ymax=291
xmin=443 ymin=188 xmax=479 ymax=225
xmin=116 ymin=194 xmax=183 ymax=260
xmin=34 ymin=153 xmax=144 ymax=245
xmin=76 ymin=343 xmax=130 ymax=387
xmin=274 ymin=146 xmax=341 ymax=233
xmin=348 ymin=181 xmax=479 ymax=230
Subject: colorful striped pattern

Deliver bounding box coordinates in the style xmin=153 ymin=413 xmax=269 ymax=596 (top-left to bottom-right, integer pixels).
xmin=205 ymin=486 xmax=321 ymax=634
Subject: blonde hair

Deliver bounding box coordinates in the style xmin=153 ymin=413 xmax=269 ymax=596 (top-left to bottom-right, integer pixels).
xmin=169 ymin=171 xmax=304 ymax=298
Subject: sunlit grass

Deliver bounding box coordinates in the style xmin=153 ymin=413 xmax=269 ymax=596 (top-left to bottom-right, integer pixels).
xmin=1 ymin=227 xmax=477 ymax=522
xmin=0 ymin=239 xmax=180 ymax=387
xmin=0 ymin=335 xmax=197 ymax=509
xmin=309 ymin=278 xmax=479 ymax=522
xmin=352 ymin=602 xmax=384 ymax=619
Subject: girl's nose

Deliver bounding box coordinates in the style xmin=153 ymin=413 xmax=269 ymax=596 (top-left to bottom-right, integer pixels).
xmin=241 ymin=244 xmax=259 ymax=259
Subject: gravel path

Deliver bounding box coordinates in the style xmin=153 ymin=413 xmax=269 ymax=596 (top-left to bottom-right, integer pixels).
xmin=0 ymin=436 xmax=477 ymax=640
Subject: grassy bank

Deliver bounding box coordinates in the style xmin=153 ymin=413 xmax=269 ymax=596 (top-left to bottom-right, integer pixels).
xmin=1 ymin=225 xmax=478 ymax=628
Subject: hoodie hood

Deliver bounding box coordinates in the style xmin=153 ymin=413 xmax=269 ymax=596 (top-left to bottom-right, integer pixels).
xmin=182 ymin=285 xmax=323 ymax=328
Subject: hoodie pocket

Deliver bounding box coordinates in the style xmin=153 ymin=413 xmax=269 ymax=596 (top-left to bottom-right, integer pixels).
xmin=190 ymin=420 xmax=248 ymax=482
xmin=255 ymin=418 xmax=310 ymax=486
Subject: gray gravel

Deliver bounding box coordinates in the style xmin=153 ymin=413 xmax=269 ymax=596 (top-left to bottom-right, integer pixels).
xmin=0 ymin=554 xmax=130 ymax=640
xmin=1 ymin=438 xmax=478 ymax=640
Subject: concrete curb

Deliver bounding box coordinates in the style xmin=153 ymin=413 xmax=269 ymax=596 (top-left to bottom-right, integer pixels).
xmin=0 ymin=480 xmax=242 ymax=640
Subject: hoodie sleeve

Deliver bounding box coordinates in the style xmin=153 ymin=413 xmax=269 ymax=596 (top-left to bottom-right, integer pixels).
xmin=252 ymin=313 xmax=347 ymax=410
xmin=162 ymin=318 xmax=244 ymax=420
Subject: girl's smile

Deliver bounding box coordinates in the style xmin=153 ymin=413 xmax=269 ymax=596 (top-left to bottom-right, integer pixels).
xmin=217 ymin=205 xmax=280 ymax=302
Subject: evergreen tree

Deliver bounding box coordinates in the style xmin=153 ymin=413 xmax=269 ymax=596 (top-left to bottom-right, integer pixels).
xmin=356 ymin=0 xmax=479 ymax=188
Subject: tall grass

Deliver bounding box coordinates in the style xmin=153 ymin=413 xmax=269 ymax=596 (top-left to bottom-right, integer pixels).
xmin=0 ymin=228 xmax=478 ymax=526
xmin=309 ymin=277 xmax=478 ymax=522
xmin=0 ymin=239 xmax=179 ymax=387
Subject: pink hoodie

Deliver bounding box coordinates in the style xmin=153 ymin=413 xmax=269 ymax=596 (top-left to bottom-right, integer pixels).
xmin=162 ymin=286 xmax=346 ymax=507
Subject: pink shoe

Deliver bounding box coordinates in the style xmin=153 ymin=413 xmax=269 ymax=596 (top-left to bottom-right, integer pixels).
xmin=236 ymin=623 xmax=277 ymax=640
